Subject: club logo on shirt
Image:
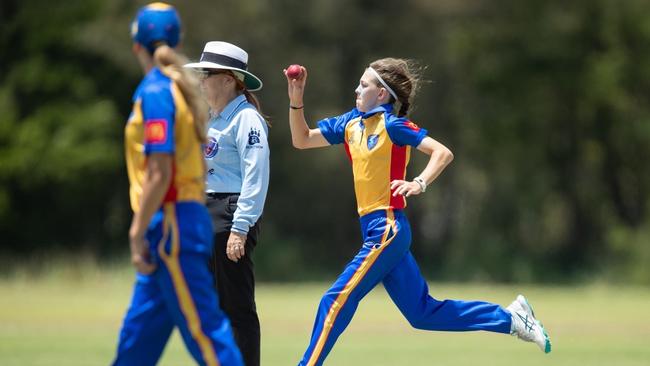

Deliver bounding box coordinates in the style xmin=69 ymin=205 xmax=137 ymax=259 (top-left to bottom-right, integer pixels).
xmin=144 ymin=119 xmax=168 ymax=144
xmin=204 ymin=136 xmax=219 ymax=158
xmin=367 ymin=134 xmax=379 ymax=150
xmin=248 ymin=128 xmax=261 ymax=146
xmin=247 ymin=128 xmax=263 ymax=149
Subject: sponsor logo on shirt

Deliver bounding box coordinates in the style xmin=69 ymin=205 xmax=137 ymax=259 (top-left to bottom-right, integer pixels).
xmin=406 ymin=121 xmax=421 ymax=132
xmin=204 ymin=136 xmax=219 ymax=158
xmin=144 ymin=119 xmax=168 ymax=144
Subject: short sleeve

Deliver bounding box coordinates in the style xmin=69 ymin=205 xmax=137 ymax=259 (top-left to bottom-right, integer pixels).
xmin=317 ymin=108 xmax=360 ymax=145
xmin=141 ymin=83 xmax=175 ymax=155
xmin=385 ymin=116 xmax=428 ymax=147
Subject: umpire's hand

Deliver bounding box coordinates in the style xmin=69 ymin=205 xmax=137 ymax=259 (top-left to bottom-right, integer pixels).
xmin=227 ymin=231 xmax=247 ymax=263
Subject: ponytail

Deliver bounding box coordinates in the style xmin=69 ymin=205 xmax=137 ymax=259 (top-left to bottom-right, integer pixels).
xmin=153 ymin=45 xmax=209 ymax=143
xmin=369 ymin=58 xmax=425 ymax=118
xmin=236 ymin=78 xmax=271 ymax=127
xmin=398 ymin=101 xmax=410 ymax=117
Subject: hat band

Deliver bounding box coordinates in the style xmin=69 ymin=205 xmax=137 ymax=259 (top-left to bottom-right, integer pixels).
xmin=200 ymin=52 xmax=247 ymax=70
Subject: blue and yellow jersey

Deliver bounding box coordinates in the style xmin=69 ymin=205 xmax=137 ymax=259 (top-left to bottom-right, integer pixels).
xmin=318 ymin=104 xmax=427 ymax=216
xmin=125 ymin=67 xmax=205 ymax=213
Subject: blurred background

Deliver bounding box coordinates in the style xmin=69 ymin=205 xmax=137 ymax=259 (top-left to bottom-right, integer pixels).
xmin=2 ymin=0 xmax=650 ymax=284
xmin=2 ymin=1 xmax=650 ymax=365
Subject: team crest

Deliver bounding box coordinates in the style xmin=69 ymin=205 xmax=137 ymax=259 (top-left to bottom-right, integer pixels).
xmin=367 ymin=134 xmax=379 ymax=150
xmin=248 ymin=128 xmax=261 ymax=145
xmin=204 ymin=136 xmax=219 ymax=158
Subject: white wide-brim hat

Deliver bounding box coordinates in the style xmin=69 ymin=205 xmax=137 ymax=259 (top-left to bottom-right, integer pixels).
xmin=184 ymin=41 xmax=263 ymax=91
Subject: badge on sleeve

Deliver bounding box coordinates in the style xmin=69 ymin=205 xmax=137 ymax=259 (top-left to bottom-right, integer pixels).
xmin=144 ymin=119 xmax=168 ymax=144
xmin=406 ymin=121 xmax=421 ymax=132
xmin=246 ymin=128 xmax=263 ymax=149
xmin=248 ymin=128 xmax=261 ymax=146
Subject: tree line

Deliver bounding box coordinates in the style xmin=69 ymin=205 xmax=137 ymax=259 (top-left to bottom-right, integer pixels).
xmin=1 ymin=0 xmax=649 ymax=284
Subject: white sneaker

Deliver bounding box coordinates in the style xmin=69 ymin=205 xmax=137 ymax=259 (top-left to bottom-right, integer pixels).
xmin=506 ymin=294 xmax=552 ymax=353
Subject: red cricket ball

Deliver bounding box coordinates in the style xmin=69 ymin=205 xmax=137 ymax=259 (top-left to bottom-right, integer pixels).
xmin=286 ymin=64 xmax=302 ymax=79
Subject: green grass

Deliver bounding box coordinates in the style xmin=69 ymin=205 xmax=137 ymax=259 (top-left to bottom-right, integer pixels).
xmin=1 ymin=263 xmax=649 ymax=366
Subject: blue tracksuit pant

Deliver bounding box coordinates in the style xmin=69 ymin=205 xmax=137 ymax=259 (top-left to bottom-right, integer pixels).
xmin=112 ymin=202 xmax=243 ymax=366
xmin=299 ymin=209 xmax=512 ymax=366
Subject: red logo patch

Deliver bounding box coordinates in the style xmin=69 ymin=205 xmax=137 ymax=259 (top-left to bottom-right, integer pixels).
xmin=144 ymin=119 xmax=168 ymax=144
xmin=406 ymin=121 xmax=420 ymax=132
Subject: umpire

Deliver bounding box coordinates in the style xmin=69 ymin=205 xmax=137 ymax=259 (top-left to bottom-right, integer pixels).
xmin=185 ymin=41 xmax=270 ymax=366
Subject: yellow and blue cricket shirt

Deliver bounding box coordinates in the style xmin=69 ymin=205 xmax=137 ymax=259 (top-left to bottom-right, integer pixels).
xmin=125 ymin=67 xmax=205 ymax=212
xmin=117 ymin=66 xmax=243 ymax=365
xmin=302 ymin=105 xmax=513 ymax=366
xmin=318 ymin=104 xmax=428 ymax=216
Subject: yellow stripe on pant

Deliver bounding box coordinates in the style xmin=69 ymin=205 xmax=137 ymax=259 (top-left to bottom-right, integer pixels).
xmin=158 ymin=203 xmax=220 ymax=366
xmin=307 ymin=210 xmax=397 ymax=366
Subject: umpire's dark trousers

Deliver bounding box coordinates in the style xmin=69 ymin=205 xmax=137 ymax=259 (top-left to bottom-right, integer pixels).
xmin=206 ymin=193 xmax=260 ymax=366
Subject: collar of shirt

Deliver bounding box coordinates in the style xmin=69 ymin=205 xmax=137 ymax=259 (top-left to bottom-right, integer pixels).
xmin=133 ymin=67 xmax=164 ymax=102
xmin=212 ymin=94 xmax=248 ymax=121
xmin=360 ymin=103 xmax=393 ymax=119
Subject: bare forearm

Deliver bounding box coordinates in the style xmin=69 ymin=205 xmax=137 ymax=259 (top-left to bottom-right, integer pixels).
xmin=289 ymin=108 xmax=311 ymax=149
xmin=418 ymin=147 xmax=453 ymax=184
xmin=286 ymin=66 xmax=328 ymax=149
xmin=416 ymin=136 xmax=454 ymax=185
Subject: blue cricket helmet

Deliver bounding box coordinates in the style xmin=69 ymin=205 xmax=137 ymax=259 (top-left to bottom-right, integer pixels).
xmin=131 ymin=2 xmax=181 ymax=54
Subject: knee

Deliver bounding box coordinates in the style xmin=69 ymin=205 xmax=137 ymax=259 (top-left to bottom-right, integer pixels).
xmin=316 ymin=291 xmax=340 ymax=310
xmin=403 ymin=308 xmax=440 ymax=330
xmin=321 ymin=289 xmax=339 ymax=301
xmin=406 ymin=314 xmax=429 ymax=330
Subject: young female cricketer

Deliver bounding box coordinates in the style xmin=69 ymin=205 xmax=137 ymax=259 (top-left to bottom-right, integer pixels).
xmin=284 ymin=58 xmax=551 ymax=365
xmin=112 ymin=3 xmax=243 ymax=365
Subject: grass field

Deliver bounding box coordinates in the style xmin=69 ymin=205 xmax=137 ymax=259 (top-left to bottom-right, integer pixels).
xmin=1 ymin=262 xmax=649 ymax=366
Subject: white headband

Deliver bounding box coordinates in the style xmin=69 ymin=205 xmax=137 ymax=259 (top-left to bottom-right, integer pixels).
xmin=367 ymin=67 xmax=399 ymax=102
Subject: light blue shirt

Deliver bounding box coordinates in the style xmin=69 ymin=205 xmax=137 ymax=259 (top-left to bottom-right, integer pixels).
xmin=204 ymin=94 xmax=270 ymax=234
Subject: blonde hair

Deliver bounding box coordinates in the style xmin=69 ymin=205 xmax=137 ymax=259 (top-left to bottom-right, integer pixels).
xmin=368 ymin=58 xmax=425 ymax=117
xmin=153 ymin=45 xmax=209 ymax=142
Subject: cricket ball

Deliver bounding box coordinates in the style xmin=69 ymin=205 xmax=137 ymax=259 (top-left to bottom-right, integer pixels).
xmin=286 ymin=64 xmax=302 ymax=79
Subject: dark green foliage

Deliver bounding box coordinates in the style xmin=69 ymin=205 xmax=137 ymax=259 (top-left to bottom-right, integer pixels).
xmin=1 ymin=0 xmax=649 ymax=284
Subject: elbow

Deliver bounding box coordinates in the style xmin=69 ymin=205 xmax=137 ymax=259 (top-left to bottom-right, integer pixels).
xmin=146 ymin=159 xmax=172 ymax=187
xmin=151 ymin=168 xmax=172 ymax=187
xmin=445 ymin=148 xmax=454 ymax=164
xmin=291 ymin=134 xmax=310 ymax=149
xmin=292 ymin=139 xmax=307 ymax=149
xmin=439 ymin=147 xmax=454 ymax=165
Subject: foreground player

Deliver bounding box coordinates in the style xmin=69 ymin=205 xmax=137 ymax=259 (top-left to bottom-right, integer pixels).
xmin=112 ymin=3 xmax=242 ymax=365
xmin=284 ymin=59 xmax=551 ymax=365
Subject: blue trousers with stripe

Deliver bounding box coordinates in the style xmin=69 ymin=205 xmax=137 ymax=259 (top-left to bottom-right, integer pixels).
xmin=299 ymin=209 xmax=512 ymax=366
xmin=112 ymin=202 xmax=243 ymax=366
